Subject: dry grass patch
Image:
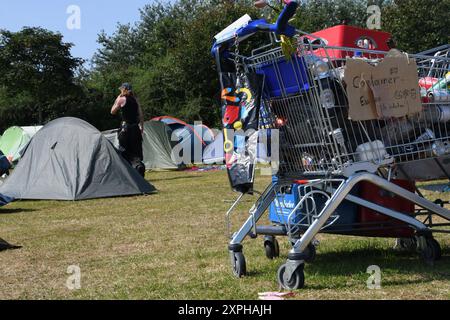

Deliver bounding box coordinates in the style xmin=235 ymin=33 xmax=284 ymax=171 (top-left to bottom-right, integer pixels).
xmin=0 ymin=170 xmax=449 ymax=299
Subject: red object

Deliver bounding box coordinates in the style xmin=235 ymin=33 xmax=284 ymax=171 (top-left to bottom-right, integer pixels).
xmin=293 ymin=180 xmax=310 ymax=185
xmin=275 ymin=117 xmax=287 ymax=128
xmin=305 ymin=25 xmax=392 ymax=60
xmin=418 ymin=77 xmax=438 ymax=90
xmin=358 ymin=179 xmax=415 ymax=237
xmin=419 ymin=78 xmax=438 ymax=103
xmin=223 ymin=105 xmax=240 ymax=126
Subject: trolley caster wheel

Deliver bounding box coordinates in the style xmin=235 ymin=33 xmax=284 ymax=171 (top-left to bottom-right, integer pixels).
xmin=264 ymin=236 xmax=280 ymax=260
xmin=304 ymin=243 xmax=316 ymax=263
xmin=277 ymin=263 xmax=305 ymax=290
xmin=231 ymin=251 xmax=246 ymax=278
xmin=429 ymin=238 xmax=442 ymax=261
xmin=394 ymin=237 xmax=417 ymax=252
xmin=421 ymin=238 xmax=441 ymax=265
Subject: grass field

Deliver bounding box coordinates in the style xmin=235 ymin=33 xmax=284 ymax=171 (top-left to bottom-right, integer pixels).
xmin=0 ymin=169 xmax=449 ymax=300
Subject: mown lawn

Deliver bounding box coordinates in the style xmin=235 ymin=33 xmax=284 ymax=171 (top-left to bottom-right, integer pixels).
xmin=0 ymin=169 xmax=449 ymax=300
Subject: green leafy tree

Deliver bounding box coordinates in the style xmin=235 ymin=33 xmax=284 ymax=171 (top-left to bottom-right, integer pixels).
xmin=0 ymin=27 xmax=83 ymax=131
xmin=89 ymin=0 xmax=450 ymax=130
xmin=91 ymin=0 xmax=259 ymax=128
xmin=293 ymin=0 xmax=368 ymax=31
xmin=382 ymin=0 xmax=450 ymax=53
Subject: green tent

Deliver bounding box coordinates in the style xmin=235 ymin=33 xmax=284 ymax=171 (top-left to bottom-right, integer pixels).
xmin=0 ymin=126 xmax=42 ymax=163
xmin=0 ymin=127 xmax=31 ymax=162
xmin=143 ymin=121 xmax=179 ymax=170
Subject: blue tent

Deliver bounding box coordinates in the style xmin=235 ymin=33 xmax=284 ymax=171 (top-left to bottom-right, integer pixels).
xmin=152 ymin=116 xmax=215 ymax=165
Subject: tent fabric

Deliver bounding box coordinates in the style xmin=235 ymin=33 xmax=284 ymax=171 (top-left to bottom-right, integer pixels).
xmin=102 ymin=129 xmax=120 ymax=150
xmin=142 ymin=121 xmax=179 ymax=170
xmin=0 ymin=117 xmax=156 ymax=200
xmin=20 ymin=126 xmax=43 ymax=138
xmin=151 ymin=116 xmax=215 ymax=165
xmin=0 ymin=126 xmax=31 ymax=162
xmin=151 ymin=116 xmax=214 ymax=146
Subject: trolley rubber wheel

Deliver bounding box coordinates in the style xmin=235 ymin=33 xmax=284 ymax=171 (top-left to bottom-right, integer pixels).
xmin=304 ymin=243 xmax=316 ymax=263
xmin=231 ymin=252 xmax=246 ymax=278
xmin=277 ymin=263 xmax=305 ymax=290
xmin=430 ymin=238 xmax=442 ymax=261
xmin=421 ymin=238 xmax=441 ymax=265
xmin=264 ymin=237 xmax=280 ymax=260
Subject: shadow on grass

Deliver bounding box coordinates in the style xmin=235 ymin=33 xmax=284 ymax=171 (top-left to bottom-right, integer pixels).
xmin=245 ymin=270 xmax=267 ymax=277
xmin=0 ymin=208 xmax=37 ymax=215
xmin=301 ymin=246 xmax=450 ymax=289
xmin=0 ymin=238 xmax=22 ymax=252
xmin=149 ymin=175 xmax=201 ymax=183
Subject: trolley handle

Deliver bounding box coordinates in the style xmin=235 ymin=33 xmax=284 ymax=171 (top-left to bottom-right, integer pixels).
xmin=212 ymin=0 xmax=299 ymax=55
xmin=237 ymin=1 xmax=299 ymax=39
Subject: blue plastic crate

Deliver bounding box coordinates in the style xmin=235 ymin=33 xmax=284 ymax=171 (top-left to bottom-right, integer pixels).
xmin=256 ymin=55 xmax=310 ymax=98
xmin=269 ymin=177 xmax=359 ymax=231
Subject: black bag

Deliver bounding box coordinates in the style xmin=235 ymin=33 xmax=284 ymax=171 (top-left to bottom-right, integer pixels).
xmin=220 ymin=72 xmax=264 ymax=194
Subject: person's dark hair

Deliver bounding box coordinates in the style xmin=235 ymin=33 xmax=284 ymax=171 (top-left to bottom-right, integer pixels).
xmin=120 ymin=88 xmax=134 ymax=97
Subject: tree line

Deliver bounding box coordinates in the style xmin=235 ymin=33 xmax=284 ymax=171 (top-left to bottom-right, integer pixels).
xmin=0 ymin=0 xmax=448 ymax=133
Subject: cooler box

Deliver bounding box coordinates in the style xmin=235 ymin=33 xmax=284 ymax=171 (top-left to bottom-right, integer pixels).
xmin=256 ymin=55 xmax=310 ymax=98
xmin=307 ymin=25 xmax=392 ymax=60
xmin=269 ymin=176 xmax=359 ymax=232
xmin=358 ymin=179 xmax=415 ymax=237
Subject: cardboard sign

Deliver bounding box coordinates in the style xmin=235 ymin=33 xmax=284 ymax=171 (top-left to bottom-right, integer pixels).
xmin=344 ymin=51 xmax=422 ymax=121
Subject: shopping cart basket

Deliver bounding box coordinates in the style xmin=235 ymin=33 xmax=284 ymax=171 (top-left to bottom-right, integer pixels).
xmin=213 ymin=1 xmax=450 ymax=289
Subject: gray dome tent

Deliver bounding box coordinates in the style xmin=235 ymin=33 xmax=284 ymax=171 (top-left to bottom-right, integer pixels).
xmin=0 ymin=117 xmax=156 ymax=200
xmin=142 ymin=121 xmax=180 ymax=170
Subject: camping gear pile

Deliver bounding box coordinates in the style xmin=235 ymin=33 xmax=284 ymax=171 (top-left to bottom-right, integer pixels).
xmin=213 ymin=1 xmax=450 ymax=289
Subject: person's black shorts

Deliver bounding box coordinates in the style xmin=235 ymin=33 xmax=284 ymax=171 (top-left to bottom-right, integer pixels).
xmin=118 ymin=123 xmax=143 ymax=163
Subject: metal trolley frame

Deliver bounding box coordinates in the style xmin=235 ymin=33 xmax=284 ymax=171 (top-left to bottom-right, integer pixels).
xmin=215 ymin=7 xmax=450 ymax=290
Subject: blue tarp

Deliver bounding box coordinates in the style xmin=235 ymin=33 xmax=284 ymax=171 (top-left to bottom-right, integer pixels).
xmin=0 ymin=150 xmax=11 ymax=176
xmin=0 ymin=193 xmax=13 ymax=207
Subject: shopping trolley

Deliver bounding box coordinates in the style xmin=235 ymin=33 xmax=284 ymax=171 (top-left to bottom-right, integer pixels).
xmin=213 ymin=1 xmax=450 ymax=289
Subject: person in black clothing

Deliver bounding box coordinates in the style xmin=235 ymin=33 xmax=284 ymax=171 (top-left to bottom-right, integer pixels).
xmin=111 ymin=83 xmax=145 ymax=175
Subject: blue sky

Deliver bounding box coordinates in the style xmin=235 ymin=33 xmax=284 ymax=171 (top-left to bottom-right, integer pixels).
xmin=0 ymin=0 xmax=155 ymax=63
